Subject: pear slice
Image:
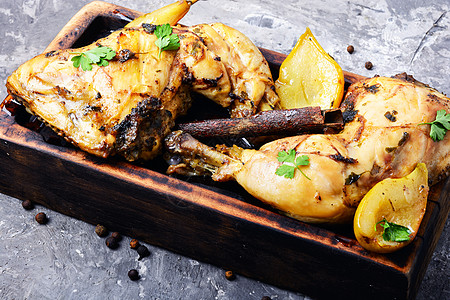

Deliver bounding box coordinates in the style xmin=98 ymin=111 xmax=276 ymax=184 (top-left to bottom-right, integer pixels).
xmin=353 ymin=163 xmax=429 ymax=253
xmin=125 ymin=0 xmax=198 ymax=28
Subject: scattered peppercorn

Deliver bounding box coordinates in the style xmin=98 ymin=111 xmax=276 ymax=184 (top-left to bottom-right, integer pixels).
xmin=35 ymin=212 xmax=48 ymax=224
xmin=95 ymin=224 xmax=108 ymax=237
xmin=22 ymin=200 xmax=34 ymax=210
xmin=111 ymin=232 xmax=122 ymax=241
xmin=225 ymin=270 xmax=236 ymax=281
xmin=347 ymin=45 xmax=354 ymax=54
xmin=128 ymin=269 xmax=140 ymax=281
xmin=365 ymin=61 xmax=373 ymax=70
xmin=130 ymin=239 xmax=140 ymax=249
xmin=137 ymin=245 xmax=151 ymax=260
xmin=105 ymin=236 xmax=119 ymax=249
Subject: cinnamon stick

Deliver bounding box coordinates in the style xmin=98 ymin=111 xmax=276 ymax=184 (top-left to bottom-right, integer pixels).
xmin=177 ymin=107 xmax=343 ymax=138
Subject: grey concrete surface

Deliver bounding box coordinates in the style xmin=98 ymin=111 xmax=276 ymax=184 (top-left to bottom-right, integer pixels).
xmin=0 ymin=0 xmax=449 ymax=299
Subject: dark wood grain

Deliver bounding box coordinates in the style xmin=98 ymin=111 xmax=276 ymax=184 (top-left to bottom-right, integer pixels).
xmin=0 ymin=2 xmax=448 ymax=299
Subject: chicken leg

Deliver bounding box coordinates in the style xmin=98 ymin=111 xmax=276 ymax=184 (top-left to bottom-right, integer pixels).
xmin=165 ymin=75 xmax=450 ymax=223
xmin=6 ymin=21 xmax=278 ymax=161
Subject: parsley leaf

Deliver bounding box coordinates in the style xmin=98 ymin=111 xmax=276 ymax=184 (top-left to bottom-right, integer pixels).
xmin=154 ymin=24 xmax=180 ymax=58
xmin=295 ymin=155 xmax=310 ymax=167
xmin=154 ymin=23 xmax=172 ymax=38
xmin=71 ymin=46 xmax=116 ymax=71
xmin=277 ymin=149 xmax=295 ymax=163
xmin=375 ymin=218 xmax=411 ymax=242
xmin=419 ymin=109 xmax=450 ymax=142
xmin=275 ymin=164 xmax=296 ymax=179
xmin=71 ymin=55 xmax=89 ymax=71
xmin=155 ymin=35 xmax=170 ymax=50
xmin=275 ymin=149 xmax=310 ymax=179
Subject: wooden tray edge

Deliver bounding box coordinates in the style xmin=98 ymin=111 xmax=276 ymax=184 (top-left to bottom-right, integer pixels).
xmin=2 ymin=1 xmax=449 ymax=299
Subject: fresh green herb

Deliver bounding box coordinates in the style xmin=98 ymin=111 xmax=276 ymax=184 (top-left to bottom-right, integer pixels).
xmin=375 ymin=218 xmax=411 ymax=242
xmin=71 ymin=46 xmax=116 ymax=71
xmin=154 ymin=24 xmax=180 ymax=59
xmin=275 ymin=149 xmax=310 ymax=180
xmin=419 ymin=109 xmax=450 ymax=142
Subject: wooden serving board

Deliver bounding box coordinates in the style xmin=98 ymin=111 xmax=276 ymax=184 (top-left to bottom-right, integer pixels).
xmin=1 ymin=2 xmax=448 ymax=299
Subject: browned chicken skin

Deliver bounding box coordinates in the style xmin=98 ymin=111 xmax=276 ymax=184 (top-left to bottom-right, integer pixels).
xmin=166 ymin=75 xmax=450 ymax=223
xmin=6 ymin=23 xmax=278 ymax=161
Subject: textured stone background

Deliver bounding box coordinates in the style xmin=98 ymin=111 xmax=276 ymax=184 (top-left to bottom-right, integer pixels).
xmin=0 ymin=0 xmax=449 ymax=299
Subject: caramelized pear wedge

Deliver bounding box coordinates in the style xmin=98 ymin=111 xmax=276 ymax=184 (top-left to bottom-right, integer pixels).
xmin=275 ymin=27 xmax=344 ymax=110
xmin=353 ymin=163 xmax=429 ymax=253
xmin=125 ymin=0 xmax=198 ymax=28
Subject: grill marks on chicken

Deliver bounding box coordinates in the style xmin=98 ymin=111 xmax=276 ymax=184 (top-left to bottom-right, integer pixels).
xmin=166 ymin=76 xmax=450 ymax=223
xmin=7 ymin=27 xmax=184 ymax=160
xmin=189 ymin=23 xmax=280 ymax=117
xmin=6 ymin=23 xmax=279 ymax=161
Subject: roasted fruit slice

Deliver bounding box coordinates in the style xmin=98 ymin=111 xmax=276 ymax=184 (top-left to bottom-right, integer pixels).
xmin=125 ymin=0 xmax=198 ymax=28
xmin=353 ymin=163 xmax=429 ymax=253
xmin=275 ymin=27 xmax=344 ymax=110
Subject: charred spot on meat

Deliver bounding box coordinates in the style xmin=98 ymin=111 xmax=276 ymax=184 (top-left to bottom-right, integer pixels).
xmin=362 ymin=82 xmax=379 ymax=94
xmin=117 ymin=49 xmax=135 ymax=63
xmin=329 ymin=153 xmax=357 ymax=164
xmin=141 ymin=23 xmax=157 ymax=34
xmin=384 ymin=111 xmax=397 ymax=122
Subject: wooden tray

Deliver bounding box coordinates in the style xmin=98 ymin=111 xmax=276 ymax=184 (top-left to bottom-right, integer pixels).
xmin=1 ymin=2 xmax=448 ymax=299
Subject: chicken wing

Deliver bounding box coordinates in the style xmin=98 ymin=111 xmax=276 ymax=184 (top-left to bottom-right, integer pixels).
xmin=165 ymin=75 xmax=450 ymax=223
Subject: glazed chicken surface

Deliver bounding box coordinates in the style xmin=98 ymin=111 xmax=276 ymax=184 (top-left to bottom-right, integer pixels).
xmin=6 ymin=23 xmax=278 ymax=161
xmin=165 ymin=76 xmax=450 ymax=223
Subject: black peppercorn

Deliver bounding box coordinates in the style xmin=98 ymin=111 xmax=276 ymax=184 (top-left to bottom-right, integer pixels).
xmin=22 ymin=200 xmax=34 ymax=210
xmin=105 ymin=236 xmax=119 ymax=249
xmin=261 ymin=296 xmax=272 ymax=300
xmin=95 ymin=224 xmax=108 ymax=237
xmin=137 ymin=245 xmax=150 ymax=260
xmin=111 ymin=232 xmax=122 ymax=241
xmin=128 ymin=269 xmax=140 ymax=281
xmin=225 ymin=270 xmax=236 ymax=281
xmin=35 ymin=212 xmax=48 ymax=224
xmin=130 ymin=239 xmax=140 ymax=249
xmin=347 ymin=45 xmax=354 ymax=54
xmin=365 ymin=61 xmax=373 ymax=70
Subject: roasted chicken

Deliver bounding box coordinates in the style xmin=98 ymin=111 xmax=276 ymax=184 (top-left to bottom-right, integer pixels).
xmin=6 ymin=22 xmax=278 ymax=161
xmin=165 ymin=75 xmax=450 ymax=223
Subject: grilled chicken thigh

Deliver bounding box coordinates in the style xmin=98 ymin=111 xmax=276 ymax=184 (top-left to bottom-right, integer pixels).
xmin=165 ymin=75 xmax=450 ymax=223
xmin=6 ymin=23 xmax=278 ymax=161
